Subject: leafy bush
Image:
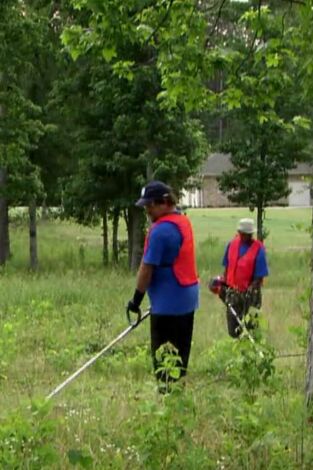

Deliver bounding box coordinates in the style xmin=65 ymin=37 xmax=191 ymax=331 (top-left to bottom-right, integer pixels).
xmin=0 ymin=401 xmax=60 ymax=469
xmin=203 ymin=334 xmax=277 ymax=401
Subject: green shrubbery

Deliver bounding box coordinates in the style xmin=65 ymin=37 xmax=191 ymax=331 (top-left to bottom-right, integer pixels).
xmin=0 ymin=401 xmax=59 ymax=469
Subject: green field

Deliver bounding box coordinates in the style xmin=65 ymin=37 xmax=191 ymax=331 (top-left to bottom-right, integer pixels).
xmin=0 ymin=208 xmax=312 ymax=469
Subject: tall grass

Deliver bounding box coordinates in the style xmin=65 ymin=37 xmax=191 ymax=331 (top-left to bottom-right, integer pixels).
xmin=0 ymin=208 xmax=312 ymax=469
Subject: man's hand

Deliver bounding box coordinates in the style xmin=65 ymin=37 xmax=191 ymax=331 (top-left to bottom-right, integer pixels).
xmin=127 ymin=299 xmax=141 ymax=314
xmin=250 ymin=277 xmax=262 ymax=289
xmin=246 ymin=284 xmax=262 ymax=308
xmin=126 ymin=289 xmax=145 ymax=314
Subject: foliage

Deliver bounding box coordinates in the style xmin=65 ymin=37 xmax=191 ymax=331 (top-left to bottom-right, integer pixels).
xmin=67 ymin=448 xmax=93 ymax=468
xmin=217 ymin=5 xmax=311 ymax=238
xmin=62 ymin=0 xmax=212 ymax=112
xmin=58 ymin=0 xmax=208 ymax=268
xmin=155 ymin=341 xmax=184 ymax=391
xmin=0 ymin=401 xmax=60 ymax=469
xmin=0 ymin=1 xmax=47 ymax=203
xmin=205 ymin=333 xmax=277 ymax=401
xmin=58 ymin=39 xmax=207 ymax=221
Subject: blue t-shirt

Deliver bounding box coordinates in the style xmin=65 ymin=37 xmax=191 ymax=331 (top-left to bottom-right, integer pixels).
xmin=222 ymin=240 xmax=269 ymax=278
xmin=143 ymin=221 xmax=199 ymax=315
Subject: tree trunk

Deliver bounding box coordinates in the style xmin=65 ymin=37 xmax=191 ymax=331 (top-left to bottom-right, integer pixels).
xmin=102 ymin=209 xmax=109 ymax=266
xmin=0 ymin=168 xmax=9 ymax=265
xmin=256 ymin=202 xmax=263 ymax=241
xmin=218 ymin=70 xmax=224 ymax=143
xmin=112 ymin=207 xmax=119 ymax=264
xmin=256 ymin=144 xmax=268 ymax=241
xmin=127 ymin=206 xmax=145 ymax=272
xmin=41 ymin=199 xmax=49 ymax=220
xmin=147 ymin=142 xmax=158 ymax=181
xmin=29 ymin=199 xmax=38 ymax=270
xmin=146 ymin=154 xmax=154 ymax=181
xmin=5 ymin=204 xmax=10 ymax=260
xmin=306 ymin=206 xmax=313 ymax=408
xmin=124 ymin=208 xmax=132 ymax=268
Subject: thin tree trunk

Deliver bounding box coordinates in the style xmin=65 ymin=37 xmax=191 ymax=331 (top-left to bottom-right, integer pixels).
xmin=257 ymin=144 xmax=267 ymax=241
xmin=306 ymin=206 xmax=313 ymax=408
xmin=5 ymin=203 xmax=10 ymax=259
xmin=102 ymin=209 xmax=109 ymax=266
xmin=218 ymin=70 xmax=224 ymax=143
xmin=256 ymin=201 xmax=263 ymax=241
xmin=0 ymin=168 xmax=9 ymax=265
xmin=0 ymin=84 xmax=10 ymax=261
xmin=124 ymin=208 xmax=132 ymax=269
xmin=41 ymin=199 xmax=49 ymax=220
xmin=29 ymin=199 xmax=38 ymax=270
xmin=147 ymin=158 xmax=154 ymax=181
xmin=128 ymin=206 xmax=145 ymax=272
xmin=112 ymin=207 xmax=119 ymax=264
xmin=147 ymin=143 xmax=157 ymax=181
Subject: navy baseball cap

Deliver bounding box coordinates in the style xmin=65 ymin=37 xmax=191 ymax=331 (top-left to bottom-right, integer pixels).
xmin=136 ymin=181 xmax=171 ymax=206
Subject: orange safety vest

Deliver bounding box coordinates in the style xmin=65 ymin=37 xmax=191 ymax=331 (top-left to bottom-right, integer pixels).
xmin=226 ymin=236 xmax=263 ymax=292
xmin=144 ymin=213 xmax=198 ymax=286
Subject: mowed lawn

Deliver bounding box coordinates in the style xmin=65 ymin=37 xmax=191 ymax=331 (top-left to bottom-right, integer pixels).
xmin=0 ymin=207 xmax=312 ymax=469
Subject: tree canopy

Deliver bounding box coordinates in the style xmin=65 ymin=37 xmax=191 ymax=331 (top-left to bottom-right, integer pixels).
xmin=0 ymin=0 xmax=313 ymax=263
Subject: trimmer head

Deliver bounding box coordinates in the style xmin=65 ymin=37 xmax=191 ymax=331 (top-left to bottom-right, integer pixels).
xmin=208 ymin=275 xmax=226 ymax=295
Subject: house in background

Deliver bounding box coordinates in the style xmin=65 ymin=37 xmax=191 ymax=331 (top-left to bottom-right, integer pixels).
xmin=288 ymin=163 xmax=312 ymax=206
xmin=180 ymin=187 xmax=204 ymax=208
xmin=181 ymin=153 xmax=313 ymax=208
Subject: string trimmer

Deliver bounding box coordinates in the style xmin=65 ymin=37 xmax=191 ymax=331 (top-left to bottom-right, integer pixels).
xmin=46 ymin=307 xmax=150 ymax=400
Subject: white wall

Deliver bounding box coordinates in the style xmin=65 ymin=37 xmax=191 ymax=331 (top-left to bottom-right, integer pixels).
xmin=288 ymin=181 xmax=311 ymax=207
xmin=180 ymin=188 xmax=203 ymax=208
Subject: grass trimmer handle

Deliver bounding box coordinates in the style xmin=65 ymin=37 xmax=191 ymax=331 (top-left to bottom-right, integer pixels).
xmin=126 ymin=306 xmax=142 ymax=327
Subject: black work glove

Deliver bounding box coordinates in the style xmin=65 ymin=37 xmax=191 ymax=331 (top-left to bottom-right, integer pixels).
xmin=127 ymin=289 xmax=145 ymax=314
xmin=246 ymin=285 xmax=262 ymax=308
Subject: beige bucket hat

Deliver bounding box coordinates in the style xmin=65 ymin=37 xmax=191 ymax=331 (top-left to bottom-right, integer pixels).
xmin=237 ymin=218 xmax=255 ymax=234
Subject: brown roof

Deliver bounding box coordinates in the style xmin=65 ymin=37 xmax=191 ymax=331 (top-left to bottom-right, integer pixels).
xmin=202 ymin=153 xmax=313 ymax=176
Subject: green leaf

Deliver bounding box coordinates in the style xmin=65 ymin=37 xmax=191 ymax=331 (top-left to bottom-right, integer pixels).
xmin=71 ymin=48 xmax=82 ymax=62
xmin=137 ymin=24 xmax=154 ymax=37
xmin=223 ymin=88 xmax=243 ymax=110
xmin=102 ymin=46 xmax=117 ymax=62
xmin=266 ymin=53 xmax=279 ymax=68
xmin=292 ymin=115 xmax=311 ymax=130
xmin=112 ymin=60 xmax=135 ymax=80
xmin=68 ymin=449 xmax=93 ymax=468
xmin=258 ymin=114 xmax=268 ymax=124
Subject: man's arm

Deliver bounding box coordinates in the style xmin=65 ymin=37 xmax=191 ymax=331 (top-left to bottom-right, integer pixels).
xmin=126 ymin=262 xmax=154 ymax=314
xmin=252 ymin=246 xmax=269 ymax=287
xmin=127 ymin=224 xmax=164 ymax=313
xmin=136 ymin=262 xmax=154 ymax=293
xmin=250 ymin=278 xmax=263 ymax=288
xmin=222 ymin=243 xmax=230 ymax=281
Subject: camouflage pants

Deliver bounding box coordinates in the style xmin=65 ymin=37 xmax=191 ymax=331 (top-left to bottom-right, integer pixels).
xmin=221 ymin=286 xmax=261 ymax=338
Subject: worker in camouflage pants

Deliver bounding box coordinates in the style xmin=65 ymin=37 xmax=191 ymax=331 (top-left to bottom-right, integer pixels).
xmin=222 ymin=218 xmax=269 ymax=338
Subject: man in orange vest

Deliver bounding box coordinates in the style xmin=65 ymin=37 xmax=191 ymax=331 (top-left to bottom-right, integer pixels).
xmin=222 ymin=218 xmax=269 ymax=338
xmin=127 ymin=181 xmax=199 ymax=388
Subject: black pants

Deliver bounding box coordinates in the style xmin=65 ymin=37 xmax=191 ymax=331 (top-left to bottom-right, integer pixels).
xmin=150 ymin=312 xmax=194 ymax=382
